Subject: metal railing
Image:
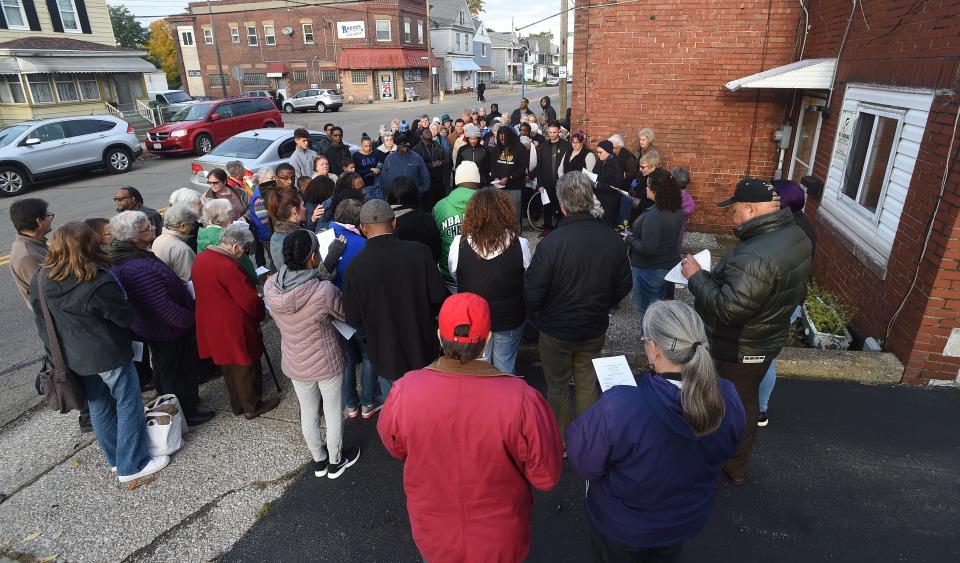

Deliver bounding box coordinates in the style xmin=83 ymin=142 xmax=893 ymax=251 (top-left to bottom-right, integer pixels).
xmin=135 ymin=99 xmax=160 ymax=127
xmin=104 ymin=102 xmax=124 ymax=120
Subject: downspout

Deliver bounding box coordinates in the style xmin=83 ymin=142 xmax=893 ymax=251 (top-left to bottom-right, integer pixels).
xmin=823 ymin=0 xmax=858 ymax=119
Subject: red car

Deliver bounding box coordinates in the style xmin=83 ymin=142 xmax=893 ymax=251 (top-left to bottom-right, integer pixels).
xmin=146 ymin=97 xmax=283 ymax=156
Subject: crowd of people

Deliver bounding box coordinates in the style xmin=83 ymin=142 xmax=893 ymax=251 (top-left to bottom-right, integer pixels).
xmin=8 ymin=95 xmax=816 ymax=561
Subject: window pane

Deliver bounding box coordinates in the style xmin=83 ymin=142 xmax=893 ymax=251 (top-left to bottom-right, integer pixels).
xmin=58 ymin=0 xmax=78 ymax=30
xmin=352 ymin=70 xmax=367 ymax=83
xmin=231 ymin=27 xmax=239 ymax=43
xmin=28 ymin=76 xmax=54 ymax=104
xmin=79 ymin=79 xmax=100 ymax=100
xmin=857 ymin=116 xmax=897 ymax=213
xmin=3 ymin=1 xmax=25 ymax=27
xmin=321 ymin=70 xmax=337 ymax=82
xmin=293 ymin=71 xmax=307 ymax=82
xmin=55 ymin=78 xmax=79 ymax=102
xmin=209 ymin=136 xmax=273 ymax=159
xmin=0 ymin=74 xmax=26 ymax=103
xmin=841 ymin=112 xmax=874 ymax=201
xmin=33 ymin=123 xmax=65 ymax=141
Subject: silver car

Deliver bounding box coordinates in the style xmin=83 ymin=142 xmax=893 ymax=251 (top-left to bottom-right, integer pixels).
xmin=188 ymin=128 xmax=356 ymax=191
xmin=0 ymin=116 xmax=142 ymax=197
xmin=282 ymin=88 xmax=343 ymax=114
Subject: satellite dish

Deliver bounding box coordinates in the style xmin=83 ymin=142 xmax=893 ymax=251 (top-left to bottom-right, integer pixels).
xmin=281 ymin=26 xmax=294 ymax=36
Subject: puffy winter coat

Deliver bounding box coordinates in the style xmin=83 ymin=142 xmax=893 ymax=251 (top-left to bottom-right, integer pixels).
xmin=688 ymin=208 xmax=812 ymax=361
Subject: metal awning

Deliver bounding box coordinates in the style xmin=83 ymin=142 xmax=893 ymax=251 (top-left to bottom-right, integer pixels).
xmin=724 ymin=58 xmax=836 ymax=92
xmin=0 ymin=56 xmax=18 ymax=73
xmin=14 ymin=55 xmax=157 ymax=74
xmin=451 ymin=59 xmax=481 ymax=72
xmin=266 ymin=63 xmax=290 ymax=77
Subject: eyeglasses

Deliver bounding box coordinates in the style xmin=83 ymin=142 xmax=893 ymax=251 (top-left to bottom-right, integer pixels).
xmin=207 ymin=180 xmax=222 ymax=185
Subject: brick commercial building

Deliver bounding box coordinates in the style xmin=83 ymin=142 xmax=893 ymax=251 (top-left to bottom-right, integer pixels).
xmin=168 ymin=0 xmax=437 ymax=103
xmin=574 ymin=0 xmax=960 ymax=384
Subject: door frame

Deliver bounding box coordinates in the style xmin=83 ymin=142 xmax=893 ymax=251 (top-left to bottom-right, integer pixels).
xmin=378 ymin=71 xmax=395 ymax=100
xmin=788 ymin=95 xmax=826 ymax=181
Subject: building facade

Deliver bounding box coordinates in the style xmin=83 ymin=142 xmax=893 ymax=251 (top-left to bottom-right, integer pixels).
xmin=574 ymin=0 xmax=960 ymax=385
xmin=169 ymin=0 xmax=434 ymax=103
xmin=0 ymin=0 xmax=154 ymax=125
xmin=472 ymin=19 xmax=494 ymax=85
xmin=489 ymin=30 xmax=522 ymax=83
xmin=428 ymin=0 xmax=478 ymax=93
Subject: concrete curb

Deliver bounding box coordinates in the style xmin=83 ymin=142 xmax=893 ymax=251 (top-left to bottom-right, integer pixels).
xmin=518 ymin=343 xmax=904 ymax=385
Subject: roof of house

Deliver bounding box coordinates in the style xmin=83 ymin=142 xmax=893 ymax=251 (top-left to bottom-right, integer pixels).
xmin=429 ymin=0 xmax=475 ymax=31
xmin=0 ymin=37 xmax=135 ymax=53
xmin=489 ymin=31 xmax=518 ymax=48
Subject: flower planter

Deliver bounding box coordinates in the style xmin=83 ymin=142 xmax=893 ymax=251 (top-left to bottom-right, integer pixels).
xmin=800 ymin=304 xmax=853 ymax=351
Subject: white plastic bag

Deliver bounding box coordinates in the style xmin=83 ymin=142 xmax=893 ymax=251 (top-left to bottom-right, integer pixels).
xmin=144 ymin=394 xmax=188 ymax=456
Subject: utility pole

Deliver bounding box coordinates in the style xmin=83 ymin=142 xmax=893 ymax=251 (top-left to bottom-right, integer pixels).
xmin=558 ymin=0 xmax=568 ymax=118
xmin=207 ymin=0 xmax=228 ymax=98
xmin=426 ymin=0 xmax=434 ymax=104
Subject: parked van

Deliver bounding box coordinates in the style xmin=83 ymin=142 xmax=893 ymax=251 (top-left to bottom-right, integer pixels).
xmin=146 ymin=97 xmax=283 ymax=155
xmin=148 ymin=89 xmax=193 ymax=106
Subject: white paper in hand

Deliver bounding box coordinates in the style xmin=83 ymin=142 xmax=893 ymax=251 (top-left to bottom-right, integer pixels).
xmin=316 ymin=228 xmax=337 ymax=260
xmin=255 ymin=266 xmax=270 ymax=276
xmin=665 ymin=249 xmax=711 ymax=286
xmin=540 ymin=189 xmax=551 ymax=205
xmin=592 ymin=355 xmax=637 ymax=392
xmin=331 ymin=319 xmax=357 ymax=340
xmin=490 ymin=179 xmax=505 ymax=189
xmin=132 ymin=341 xmax=144 ymax=362
xmin=583 ymin=170 xmax=598 ymax=184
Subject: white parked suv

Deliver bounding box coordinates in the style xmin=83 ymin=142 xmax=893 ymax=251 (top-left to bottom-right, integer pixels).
xmin=0 ymin=116 xmax=142 ymax=197
xmin=282 ymin=88 xmax=343 ymax=113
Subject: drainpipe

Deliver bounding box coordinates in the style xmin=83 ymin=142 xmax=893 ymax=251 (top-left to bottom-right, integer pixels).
xmin=823 ymin=0 xmax=857 ymax=119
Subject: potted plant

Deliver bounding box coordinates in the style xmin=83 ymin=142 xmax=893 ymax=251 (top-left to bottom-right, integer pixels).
xmin=801 ymin=283 xmax=854 ymax=350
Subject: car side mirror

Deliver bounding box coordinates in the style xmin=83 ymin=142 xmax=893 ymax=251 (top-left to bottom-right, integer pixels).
xmin=209 ymin=114 xmax=221 ymax=122
xmin=24 ymin=138 xmax=40 ymax=146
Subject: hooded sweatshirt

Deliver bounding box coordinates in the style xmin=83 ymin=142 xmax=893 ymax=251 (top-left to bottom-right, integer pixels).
xmin=490 ymin=127 xmax=529 ymax=190
xmin=432 ymin=186 xmax=477 ymax=280
xmin=263 ymin=266 xmax=346 ymax=382
xmin=539 ymin=96 xmax=557 ymax=122
xmin=378 ymin=149 xmax=431 ymax=196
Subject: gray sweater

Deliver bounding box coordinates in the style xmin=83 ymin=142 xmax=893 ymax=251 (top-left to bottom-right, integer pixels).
xmin=626 ymin=207 xmax=685 ymax=269
xmin=289 ymin=147 xmax=318 ymax=179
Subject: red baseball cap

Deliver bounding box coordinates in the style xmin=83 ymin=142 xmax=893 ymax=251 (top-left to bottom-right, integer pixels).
xmin=439 ymin=293 xmax=491 ymax=344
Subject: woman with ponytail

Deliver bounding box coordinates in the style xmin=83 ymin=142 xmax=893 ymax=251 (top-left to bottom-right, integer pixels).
xmin=263 ymin=229 xmax=360 ymax=480
xmin=566 ymin=300 xmax=745 ymax=562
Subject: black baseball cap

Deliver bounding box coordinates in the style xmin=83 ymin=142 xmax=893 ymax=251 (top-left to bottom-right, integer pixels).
xmin=716 ymin=178 xmax=780 ymax=208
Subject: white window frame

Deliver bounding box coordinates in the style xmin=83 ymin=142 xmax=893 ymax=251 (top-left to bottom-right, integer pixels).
xmin=246 ymin=26 xmax=258 ymax=46
xmin=302 ymin=23 xmax=314 ymax=44
xmin=480 ymin=43 xmax=487 ymax=57
xmin=263 ymin=24 xmax=276 ymax=46
xmin=455 ymin=32 xmax=461 ymax=51
xmin=351 ymin=70 xmax=367 ymax=84
xmin=321 ymin=69 xmax=337 ymax=82
xmin=202 ymin=27 xmax=214 ymax=44
xmin=837 ymin=105 xmax=905 ymax=224
xmin=788 ymin=96 xmax=825 ymax=182
xmin=56 ymin=0 xmax=80 ymax=33
xmin=26 ymin=74 xmax=54 ymax=105
xmin=180 ymin=30 xmax=194 ymax=46
xmin=230 ymin=26 xmax=240 ymax=43
xmin=375 ymin=19 xmax=391 ymax=42
xmin=1 ymin=0 xmax=29 ymax=30
xmin=417 ymin=20 xmax=424 ymax=44
xmin=292 ymin=70 xmax=307 ymax=82
xmin=78 ymin=76 xmax=100 ymax=101
xmin=0 ymin=74 xmax=26 ymax=104
xmin=54 ymin=74 xmax=79 ymax=102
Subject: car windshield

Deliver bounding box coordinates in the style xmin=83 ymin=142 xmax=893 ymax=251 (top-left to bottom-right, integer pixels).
xmin=209 ymin=136 xmax=274 ymax=159
xmin=166 ymin=91 xmax=192 ymax=103
xmin=0 ymin=124 xmax=30 ymax=147
xmin=167 ymin=103 xmax=213 ymax=122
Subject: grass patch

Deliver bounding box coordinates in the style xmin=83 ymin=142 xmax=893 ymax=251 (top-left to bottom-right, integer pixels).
xmin=256 ymin=500 xmax=276 ymax=520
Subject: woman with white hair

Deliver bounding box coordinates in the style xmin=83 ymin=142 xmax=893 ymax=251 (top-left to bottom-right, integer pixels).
xmin=152 ymin=204 xmax=199 ymax=282
xmin=637 ymin=127 xmax=662 ymax=160
xmin=108 ymin=211 xmax=215 ymax=427
xmin=169 ymin=188 xmax=203 ymax=251
xmin=608 ymin=134 xmax=639 ymax=188
xmin=566 ymin=300 xmax=745 ymax=562
xmin=198 ymin=199 xmax=258 ymax=284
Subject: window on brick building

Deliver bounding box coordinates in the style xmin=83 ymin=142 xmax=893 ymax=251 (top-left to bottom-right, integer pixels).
xmin=243 ymin=73 xmax=267 ymax=86
xmin=303 ymin=23 xmax=314 ymax=44
xmin=203 ymin=27 xmax=214 ymax=44
xmin=210 ymin=74 xmax=229 ymax=88
xmin=376 ymin=20 xmax=391 ymax=42
xmin=180 ymin=30 xmax=194 ymax=46
xmin=417 ymin=20 xmax=424 ymax=44
xmin=293 ymin=71 xmax=307 ymax=82
xmin=321 ymin=70 xmax=337 ymax=82
xmin=246 ymin=26 xmax=258 ymax=46
xmin=351 ymin=70 xmax=367 ymax=84
xmin=230 ymin=26 xmax=240 ymax=43
xmin=404 ymin=20 xmax=411 ymax=43
xmin=403 ymin=69 xmax=423 ymax=82
xmin=819 ymin=85 xmax=934 ymax=267
xmin=264 ymin=25 xmax=276 ymax=45
xmin=789 ymin=96 xmax=825 ymax=182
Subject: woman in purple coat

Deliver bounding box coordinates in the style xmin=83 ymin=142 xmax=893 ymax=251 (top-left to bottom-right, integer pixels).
xmin=566 ymin=301 xmax=745 ymax=562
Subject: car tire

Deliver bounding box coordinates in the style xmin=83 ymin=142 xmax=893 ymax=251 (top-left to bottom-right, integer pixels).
xmin=0 ymin=165 xmax=27 ymax=197
xmin=283 ymin=104 xmax=295 ymax=114
xmin=264 ymin=121 xmax=277 ymax=128
xmin=194 ymin=134 xmax=213 ymax=155
xmin=104 ymin=147 xmax=133 ymax=174
xmin=316 ymin=102 xmax=327 ymax=113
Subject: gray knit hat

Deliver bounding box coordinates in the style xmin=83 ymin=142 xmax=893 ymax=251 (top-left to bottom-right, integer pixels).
xmin=359 ymin=199 xmax=396 ymax=224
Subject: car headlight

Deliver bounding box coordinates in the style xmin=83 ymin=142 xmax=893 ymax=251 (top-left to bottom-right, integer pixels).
xmin=170 ymin=130 xmax=188 ymax=138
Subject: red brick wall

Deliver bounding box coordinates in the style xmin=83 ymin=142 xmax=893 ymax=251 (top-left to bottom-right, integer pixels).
xmin=571 ymin=0 xmax=801 ymax=232
xmin=798 ymin=2 xmax=960 ymax=383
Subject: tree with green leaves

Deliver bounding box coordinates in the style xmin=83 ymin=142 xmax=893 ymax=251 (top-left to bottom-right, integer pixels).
xmin=109 ymin=5 xmax=149 ymax=49
xmin=466 ymin=0 xmax=484 ymax=15
xmin=146 ymin=20 xmax=180 ymax=88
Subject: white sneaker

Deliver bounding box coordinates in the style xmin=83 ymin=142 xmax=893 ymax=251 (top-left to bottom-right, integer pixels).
xmin=110 ymin=466 xmax=117 ymax=473
xmin=118 ymin=455 xmax=170 ymax=483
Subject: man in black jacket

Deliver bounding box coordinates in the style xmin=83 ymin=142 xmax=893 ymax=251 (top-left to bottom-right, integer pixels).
xmin=681 ymin=178 xmax=812 ymax=485
xmin=510 ymin=98 xmax=535 ymax=126
xmin=524 ymin=172 xmax=632 ymax=438
xmin=343 ymin=200 xmax=449 ymax=399
xmin=324 ymin=126 xmax=352 ymax=175
xmin=535 ymin=121 xmax=571 ymax=234
xmin=413 ymin=128 xmax=449 ymax=211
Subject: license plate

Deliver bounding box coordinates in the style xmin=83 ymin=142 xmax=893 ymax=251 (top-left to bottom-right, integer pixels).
xmin=153 ymin=143 xmax=161 ymax=149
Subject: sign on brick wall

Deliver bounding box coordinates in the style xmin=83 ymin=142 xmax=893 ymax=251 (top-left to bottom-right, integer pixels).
xmin=338 ymin=21 xmax=365 ymax=39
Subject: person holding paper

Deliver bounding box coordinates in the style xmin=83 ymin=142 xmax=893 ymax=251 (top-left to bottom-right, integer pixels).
xmin=264 ymin=230 xmax=360 ymax=480
xmin=566 ymin=301 xmax=744 ymax=561
xmin=198 ymin=199 xmax=259 ymax=286
xmin=623 ymin=169 xmax=685 ymax=333
xmin=593 ymin=140 xmax=626 ymax=228
xmin=151 ymin=204 xmax=198 ymax=283
xmin=681 ymin=178 xmax=811 ymax=485
xmin=535 ymin=121 xmax=571 ymax=236
xmin=560 ymin=130 xmax=596 ymax=175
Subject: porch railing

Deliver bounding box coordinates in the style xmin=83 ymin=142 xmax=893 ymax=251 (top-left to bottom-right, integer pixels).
xmin=135 ymin=99 xmax=160 ymax=127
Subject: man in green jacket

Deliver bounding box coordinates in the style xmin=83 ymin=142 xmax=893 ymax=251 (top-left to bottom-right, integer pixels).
xmin=433 ymin=161 xmax=482 ymax=291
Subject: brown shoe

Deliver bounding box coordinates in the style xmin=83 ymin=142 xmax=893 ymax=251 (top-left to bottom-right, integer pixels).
xmin=244 ymin=396 xmax=281 ymax=420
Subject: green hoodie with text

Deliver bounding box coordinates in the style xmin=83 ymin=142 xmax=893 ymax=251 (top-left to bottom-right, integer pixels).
xmin=432 ymin=186 xmax=477 ymax=280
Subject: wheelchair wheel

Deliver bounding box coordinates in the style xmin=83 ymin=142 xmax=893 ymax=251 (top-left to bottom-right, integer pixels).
xmin=526 ymin=192 xmax=545 ymax=232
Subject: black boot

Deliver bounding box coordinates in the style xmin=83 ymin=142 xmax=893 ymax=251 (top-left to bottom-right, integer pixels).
xmin=78 ymin=406 xmax=93 ymax=433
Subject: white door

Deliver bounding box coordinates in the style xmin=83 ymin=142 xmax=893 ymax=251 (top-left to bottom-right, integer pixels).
xmin=378 ymin=72 xmax=395 ymax=100
xmin=789 ymin=96 xmax=826 ymax=182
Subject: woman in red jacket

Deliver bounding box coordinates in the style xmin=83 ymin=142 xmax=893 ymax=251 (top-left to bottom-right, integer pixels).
xmin=192 ymin=224 xmax=279 ymax=419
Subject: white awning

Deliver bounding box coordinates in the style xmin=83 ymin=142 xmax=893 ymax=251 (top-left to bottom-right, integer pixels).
xmin=451 ymin=59 xmax=481 ymax=72
xmin=0 ymin=57 xmax=19 ymax=73
xmin=14 ymin=56 xmax=157 ymax=74
xmin=724 ymin=58 xmax=836 ymax=92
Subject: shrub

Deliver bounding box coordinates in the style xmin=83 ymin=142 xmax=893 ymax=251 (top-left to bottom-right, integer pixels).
xmin=804 ymin=283 xmax=854 ymax=336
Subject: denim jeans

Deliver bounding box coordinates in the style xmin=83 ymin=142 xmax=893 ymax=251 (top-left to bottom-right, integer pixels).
xmin=83 ymin=360 xmax=150 ymax=477
xmin=483 ymin=325 xmax=524 ymax=375
xmin=379 ymin=376 xmax=394 ymax=401
xmin=759 ymin=362 xmax=776 ymax=413
xmin=341 ymin=331 xmax=378 ymax=409
xmin=632 ymin=267 xmax=671 ymax=330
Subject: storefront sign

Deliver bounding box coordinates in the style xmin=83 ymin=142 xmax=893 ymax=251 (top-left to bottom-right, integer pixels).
xmin=338 ymin=21 xmax=365 ymax=39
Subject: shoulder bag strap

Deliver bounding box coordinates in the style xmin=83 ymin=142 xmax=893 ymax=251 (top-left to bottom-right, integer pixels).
xmin=37 ymin=271 xmax=68 ymax=381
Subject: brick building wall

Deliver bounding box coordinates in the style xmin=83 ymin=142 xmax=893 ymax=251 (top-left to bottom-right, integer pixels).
xmin=796 ymin=1 xmax=960 ymax=384
xmin=572 ymin=0 xmax=801 ymax=231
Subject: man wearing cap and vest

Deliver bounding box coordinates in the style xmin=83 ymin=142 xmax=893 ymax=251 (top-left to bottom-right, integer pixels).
xmin=377 ymin=292 xmax=563 ymax=563
xmin=681 ymin=178 xmax=811 ymax=485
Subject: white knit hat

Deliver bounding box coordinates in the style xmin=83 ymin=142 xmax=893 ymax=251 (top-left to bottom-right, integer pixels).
xmin=455 ymin=161 xmax=481 ymax=185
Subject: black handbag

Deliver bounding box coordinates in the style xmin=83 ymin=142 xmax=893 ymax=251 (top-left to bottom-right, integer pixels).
xmin=36 ymin=271 xmax=86 ymax=414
